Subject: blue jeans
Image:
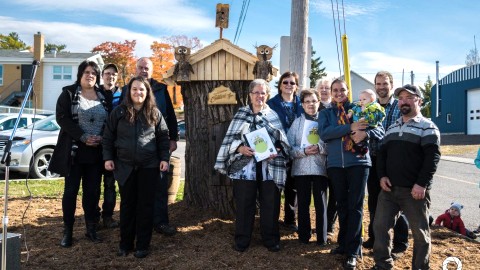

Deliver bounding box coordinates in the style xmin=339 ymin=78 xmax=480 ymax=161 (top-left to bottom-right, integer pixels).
xmin=327 ymin=166 xmax=369 ymax=257
xmin=373 ymin=187 xmax=431 ymax=270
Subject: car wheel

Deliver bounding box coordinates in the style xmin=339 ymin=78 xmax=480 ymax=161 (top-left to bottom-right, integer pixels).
xmin=29 ymin=148 xmax=59 ymax=179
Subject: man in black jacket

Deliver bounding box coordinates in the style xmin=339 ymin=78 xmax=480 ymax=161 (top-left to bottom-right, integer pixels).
xmin=372 ymin=85 xmax=441 ymax=270
xmin=99 ymin=63 xmax=121 ymax=229
xmin=134 ymin=57 xmax=179 ymax=236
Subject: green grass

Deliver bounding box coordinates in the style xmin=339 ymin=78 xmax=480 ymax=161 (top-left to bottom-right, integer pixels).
xmin=0 ymin=178 xmax=185 ymax=202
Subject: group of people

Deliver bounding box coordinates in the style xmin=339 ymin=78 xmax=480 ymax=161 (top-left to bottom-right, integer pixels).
xmin=49 ymin=57 xmax=179 ymax=259
xmin=215 ymin=71 xmax=441 ymax=270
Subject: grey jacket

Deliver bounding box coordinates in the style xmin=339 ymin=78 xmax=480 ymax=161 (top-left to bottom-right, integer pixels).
xmin=287 ymin=114 xmax=328 ymax=177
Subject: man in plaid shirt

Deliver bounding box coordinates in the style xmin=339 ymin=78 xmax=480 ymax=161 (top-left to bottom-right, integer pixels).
xmin=363 ymin=71 xmax=409 ymax=259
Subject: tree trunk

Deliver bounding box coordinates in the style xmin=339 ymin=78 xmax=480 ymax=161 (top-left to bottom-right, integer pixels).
xmin=180 ymin=81 xmax=250 ymax=218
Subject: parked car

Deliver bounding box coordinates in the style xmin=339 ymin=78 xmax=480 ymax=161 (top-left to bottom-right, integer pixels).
xmin=0 ymin=113 xmax=47 ymax=131
xmin=0 ymin=115 xmax=60 ymax=179
xmin=178 ymin=120 xmax=186 ymax=139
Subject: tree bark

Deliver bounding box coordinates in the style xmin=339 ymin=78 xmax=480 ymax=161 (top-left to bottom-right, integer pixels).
xmin=180 ymin=81 xmax=250 ymax=218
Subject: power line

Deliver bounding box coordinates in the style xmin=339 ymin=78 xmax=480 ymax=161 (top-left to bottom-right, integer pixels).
xmin=233 ymin=0 xmax=251 ymax=44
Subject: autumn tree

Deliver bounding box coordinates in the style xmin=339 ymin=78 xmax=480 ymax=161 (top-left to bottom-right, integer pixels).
xmin=91 ymin=40 xmax=137 ymax=86
xmin=150 ymin=41 xmax=175 ymax=82
xmin=0 ymin=32 xmax=30 ymax=50
xmin=162 ymin=35 xmax=203 ymax=50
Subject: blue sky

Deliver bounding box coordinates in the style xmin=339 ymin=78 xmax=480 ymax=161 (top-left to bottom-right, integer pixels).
xmin=1 ymin=0 xmax=479 ymax=86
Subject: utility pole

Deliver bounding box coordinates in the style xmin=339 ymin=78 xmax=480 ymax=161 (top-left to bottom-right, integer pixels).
xmin=289 ymin=0 xmax=309 ymax=90
xmin=410 ymin=70 xmax=415 ymax=85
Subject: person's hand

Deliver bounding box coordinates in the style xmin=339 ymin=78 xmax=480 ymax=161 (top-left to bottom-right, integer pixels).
xmin=86 ymin=135 xmax=100 ymax=147
xmin=267 ymin=153 xmax=278 ymax=161
xmin=238 ymin=145 xmax=255 ymax=157
xmin=351 ymin=130 xmax=367 ymax=143
xmin=411 ymin=184 xmax=426 ymax=200
xmin=379 ymin=176 xmax=392 ymax=192
xmin=160 ymin=161 xmax=169 ymax=172
xmin=105 ymin=160 xmax=114 ymax=171
xmin=304 ymin=145 xmax=319 ymax=155
xmin=351 ymin=121 xmax=368 ymax=131
xmin=169 ymin=140 xmax=177 ymax=153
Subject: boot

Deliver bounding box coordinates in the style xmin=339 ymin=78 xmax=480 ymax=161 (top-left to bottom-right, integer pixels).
xmin=85 ymin=223 xmax=102 ymax=243
xmin=60 ymin=225 xmax=73 ymax=248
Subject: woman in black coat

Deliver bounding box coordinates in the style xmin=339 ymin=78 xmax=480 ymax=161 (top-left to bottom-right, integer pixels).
xmin=49 ymin=60 xmax=108 ymax=247
xmin=103 ymin=76 xmax=170 ymax=258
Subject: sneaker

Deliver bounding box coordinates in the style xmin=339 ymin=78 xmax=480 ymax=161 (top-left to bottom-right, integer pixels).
xmin=154 ymin=224 xmax=177 ymax=236
xmin=362 ymin=238 xmax=374 ymax=249
xmin=344 ymin=256 xmax=357 ymax=269
xmin=466 ymin=230 xmax=477 ymax=239
xmin=103 ymin=217 xmax=119 ymax=229
xmin=391 ymin=246 xmax=407 ymax=260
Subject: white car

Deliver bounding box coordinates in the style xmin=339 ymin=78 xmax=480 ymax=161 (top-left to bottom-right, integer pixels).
xmin=0 ymin=115 xmax=60 ymax=178
xmin=0 ymin=113 xmax=47 ymax=131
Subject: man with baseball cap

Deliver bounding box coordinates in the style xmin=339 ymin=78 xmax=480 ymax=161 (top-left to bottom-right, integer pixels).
xmin=371 ymin=84 xmax=441 ymax=270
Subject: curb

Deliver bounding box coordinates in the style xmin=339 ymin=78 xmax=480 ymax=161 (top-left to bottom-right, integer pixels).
xmin=441 ymin=156 xmax=474 ymax=165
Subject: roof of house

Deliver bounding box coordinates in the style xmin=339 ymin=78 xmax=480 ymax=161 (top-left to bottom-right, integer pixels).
xmin=0 ymin=49 xmax=98 ymax=62
xmin=340 ymin=70 xmax=374 ymax=85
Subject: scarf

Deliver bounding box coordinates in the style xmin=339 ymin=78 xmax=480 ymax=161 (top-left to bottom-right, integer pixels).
xmin=333 ymin=100 xmax=354 ymax=152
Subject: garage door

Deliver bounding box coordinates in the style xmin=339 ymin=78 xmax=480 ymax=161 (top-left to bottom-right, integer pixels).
xmin=467 ymin=88 xmax=480 ymax=134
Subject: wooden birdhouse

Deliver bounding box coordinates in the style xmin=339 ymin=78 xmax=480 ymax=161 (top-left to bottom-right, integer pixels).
xmin=215 ymin=4 xmax=229 ymax=29
xmin=163 ymin=38 xmax=278 ymax=217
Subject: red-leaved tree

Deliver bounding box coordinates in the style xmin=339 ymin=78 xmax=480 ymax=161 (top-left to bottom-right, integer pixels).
xmin=92 ymin=40 xmax=137 ymax=86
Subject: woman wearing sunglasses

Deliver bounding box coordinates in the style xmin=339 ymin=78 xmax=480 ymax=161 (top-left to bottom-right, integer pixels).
xmin=267 ymin=71 xmax=304 ymax=231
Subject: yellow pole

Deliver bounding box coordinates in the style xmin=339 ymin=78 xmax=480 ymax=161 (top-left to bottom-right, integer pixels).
xmin=342 ymin=34 xmax=352 ymax=101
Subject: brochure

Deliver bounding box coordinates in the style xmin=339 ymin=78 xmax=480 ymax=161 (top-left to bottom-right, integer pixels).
xmin=300 ymin=120 xmax=320 ymax=148
xmin=243 ymin=127 xmax=277 ymax=162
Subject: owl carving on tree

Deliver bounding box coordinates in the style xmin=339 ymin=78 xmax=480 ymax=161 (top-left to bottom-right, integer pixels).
xmin=253 ymin=44 xmax=277 ymax=82
xmin=173 ymin=46 xmax=194 ymax=81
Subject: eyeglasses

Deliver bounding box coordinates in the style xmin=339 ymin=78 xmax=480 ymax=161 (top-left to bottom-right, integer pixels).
xmin=282 ymin=81 xmax=296 ymax=85
xmin=250 ymin=91 xmax=267 ymax=96
xmin=302 ymin=100 xmax=319 ymax=105
xmin=83 ymin=71 xmax=97 ymax=76
xmin=104 ymin=72 xmax=118 ymax=76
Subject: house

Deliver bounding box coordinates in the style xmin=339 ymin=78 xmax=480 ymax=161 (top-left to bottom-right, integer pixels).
xmin=339 ymin=70 xmax=375 ymax=102
xmin=431 ymin=63 xmax=480 ymax=134
xmin=0 ymin=32 xmax=104 ymax=111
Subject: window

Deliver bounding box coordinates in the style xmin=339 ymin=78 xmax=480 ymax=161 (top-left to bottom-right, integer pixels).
xmin=52 ymin=65 xmax=72 ymax=80
xmin=0 ymin=65 xmax=3 ymax=85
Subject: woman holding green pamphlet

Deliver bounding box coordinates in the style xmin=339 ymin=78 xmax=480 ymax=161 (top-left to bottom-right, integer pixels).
xmin=287 ymin=88 xmax=328 ymax=245
xmin=214 ymin=79 xmax=290 ymax=253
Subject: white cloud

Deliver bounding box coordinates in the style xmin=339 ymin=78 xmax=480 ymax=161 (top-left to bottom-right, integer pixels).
xmin=0 ymin=16 xmax=156 ymax=57
xmin=323 ymin=52 xmax=465 ymax=86
xmin=311 ymin=0 xmax=387 ymax=18
xmin=12 ymin=0 xmax=214 ymax=32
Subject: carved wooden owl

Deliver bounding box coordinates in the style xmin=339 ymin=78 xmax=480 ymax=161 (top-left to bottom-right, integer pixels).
xmin=255 ymin=45 xmax=274 ymax=61
xmin=253 ymin=44 xmax=276 ymax=81
xmin=173 ymin=46 xmax=194 ymax=81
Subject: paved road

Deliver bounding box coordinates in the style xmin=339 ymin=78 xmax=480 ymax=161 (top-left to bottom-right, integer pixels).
xmin=171 ymin=139 xmax=185 ymax=179
xmin=430 ymin=159 xmax=480 ymax=231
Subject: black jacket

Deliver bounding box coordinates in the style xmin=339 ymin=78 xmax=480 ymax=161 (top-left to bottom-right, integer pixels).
xmin=102 ymin=105 xmax=170 ymax=185
xmin=48 ymin=83 xmax=107 ymax=176
xmin=121 ymin=78 xmax=178 ymax=141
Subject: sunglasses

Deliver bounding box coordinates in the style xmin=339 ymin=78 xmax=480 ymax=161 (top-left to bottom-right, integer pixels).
xmin=282 ymin=81 xmax=296 ymax=85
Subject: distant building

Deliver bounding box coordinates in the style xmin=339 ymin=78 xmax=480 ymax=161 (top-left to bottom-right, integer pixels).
xmin=339 ymin=70 xmax=375 ymax=102
xmin=431 ymin=63 xmax=480 ymax=134
xmin=0 ymin=32 xmax=104 ymax=111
